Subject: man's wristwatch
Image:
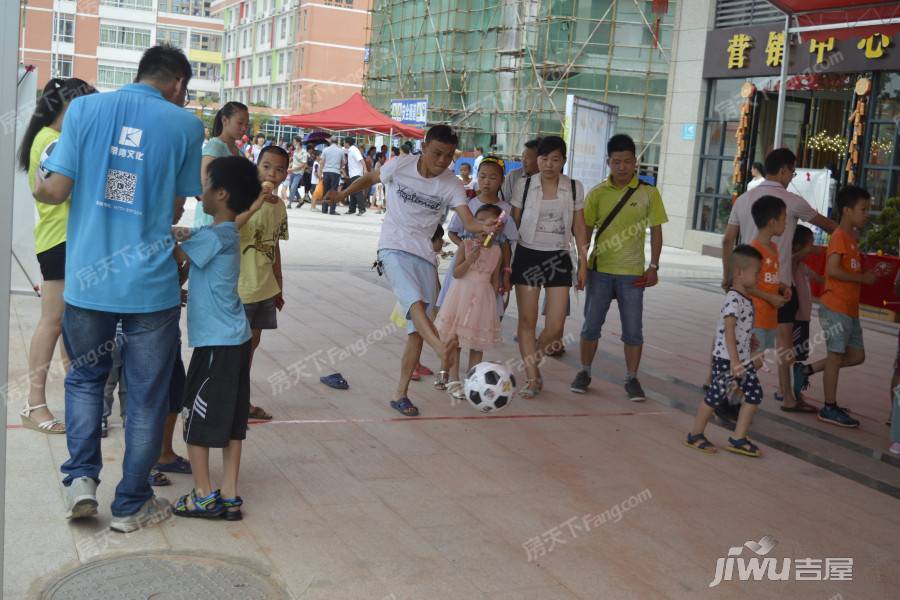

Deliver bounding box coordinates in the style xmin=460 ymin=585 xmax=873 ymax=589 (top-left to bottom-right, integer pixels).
xmin=648 ymin=263 xmax=659 ymax=271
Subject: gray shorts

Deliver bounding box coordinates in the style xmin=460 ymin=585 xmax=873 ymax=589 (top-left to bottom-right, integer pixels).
xmin=819 ymin=305 xmax=863 ymax=354
xmin=243 ymin=297 xmax=278 ymax=330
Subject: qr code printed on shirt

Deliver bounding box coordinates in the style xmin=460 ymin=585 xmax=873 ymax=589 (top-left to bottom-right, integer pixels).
xmin=105 ymin=169 xmax=137 ymax=204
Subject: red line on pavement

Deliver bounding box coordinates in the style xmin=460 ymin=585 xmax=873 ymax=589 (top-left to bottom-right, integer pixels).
xmin=248 ymin=410 xmax=673 ymax=426
xmin=6 ymin=410 xmax=672 ymax=430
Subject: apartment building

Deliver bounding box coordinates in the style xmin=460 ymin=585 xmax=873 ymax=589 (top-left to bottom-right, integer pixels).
xmin=20 ymin=0 xmax=224 ymax=104
xmin=214 ymin=0 xmax=370 ymax=113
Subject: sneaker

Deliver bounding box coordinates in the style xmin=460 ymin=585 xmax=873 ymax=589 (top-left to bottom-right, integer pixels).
xmin=570 ymin=371 xmax=591 ymax=394
xmin=817 ymin=404 xmax=859 ymax=428
xmin=793 ymin=363 xmax=810 ymax=401
xmin=109 ymin=496 xmax=172 ymax=533
xmin=625 ymin=378 xmax=646 ymax=402
xmin=100 ymin=416 xmax=109 ymax=438
xmin=65 ymin=477 xmax=99 ymax=519
xmin=889 ymin=442 xmax=900 ymax=455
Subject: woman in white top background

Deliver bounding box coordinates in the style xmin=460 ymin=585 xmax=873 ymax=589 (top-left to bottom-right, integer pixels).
xmin=510 ymin=136 xmax=589 ymax=398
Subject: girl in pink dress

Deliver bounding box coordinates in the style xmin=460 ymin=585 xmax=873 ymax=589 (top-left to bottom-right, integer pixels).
xmin=435 ymin=204 xmax=504 ymax=401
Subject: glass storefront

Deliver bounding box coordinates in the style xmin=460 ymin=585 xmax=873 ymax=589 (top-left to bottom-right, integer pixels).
xmin=693 ymin=71 xmax=900 ymax=233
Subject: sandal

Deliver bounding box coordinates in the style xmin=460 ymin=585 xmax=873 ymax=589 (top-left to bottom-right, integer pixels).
xmin=434 ymin=370 xmax=449 ymax=391
xmin=519 ymin=379 xmax=541 ymax=399
xmin=390 ymin=397 xmax=419 ymax=417
xmin=248 ymin=405 xmax=273 ymax=420
xmin=726 ymin=437 xmax=762 ymax=458
xmin=221 ymin=496 xmax=244 ymax=522
xmin=780 ymin=399 xmax=817 ymax=413
xmin=446 ymin=381 xmax=465 ymax=402
xmin=19 ymin=403 xmax=65 ymax=434
xmin=148 ymin=469 xmax=171 ymax=487
xmin=155 ymin=456 xmax=192 ymax=474
xmin=684 ymin=432 xmax=717 ymax=454
xmin=320 ymin=373 xmax=350 ymax=390
xmin=173 ymin=489 xmax=224 ymax=518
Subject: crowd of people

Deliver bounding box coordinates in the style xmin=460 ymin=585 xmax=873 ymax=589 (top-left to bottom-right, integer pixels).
xmin=15 ymin=43 xmax=900 ymax=535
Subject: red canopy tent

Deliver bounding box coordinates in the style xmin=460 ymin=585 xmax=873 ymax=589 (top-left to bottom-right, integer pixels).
xmin=280 ymin=93 xmax=425 ymax=139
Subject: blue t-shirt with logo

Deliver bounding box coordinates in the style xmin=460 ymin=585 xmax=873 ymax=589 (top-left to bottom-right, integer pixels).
xmin=44 ymin=83 xmax=204 ymax=313
xmin=181 ymin=223 xmax=250 ymax=348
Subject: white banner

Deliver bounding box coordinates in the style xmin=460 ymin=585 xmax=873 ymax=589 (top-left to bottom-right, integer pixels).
xmin=11 ymin=66 xmax=40 ymax=296
xmin=787 ymin=167 xmax=832 ymax=244
xmin=563 ymin=95 xmax=618 ymax=194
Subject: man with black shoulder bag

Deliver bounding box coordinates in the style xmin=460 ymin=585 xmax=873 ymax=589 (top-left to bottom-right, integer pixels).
xmin=570 ymin=134 xmax=668 ymax=401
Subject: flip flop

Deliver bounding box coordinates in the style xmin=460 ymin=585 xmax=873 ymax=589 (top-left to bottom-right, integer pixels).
xmin=320 ymin=373 xmax=350 ymax=390
xmin=148 ymin=469 xmax=171 ymax=487
xmin=155 ymin=456 xmax=192 ymax=474
xmin=390 ymin=397 xmax=419 ymax=417
xmin=780 ymin=400 xmax=817 ymax=413
xmin=248 ymin=405 xmax=273 ymax=420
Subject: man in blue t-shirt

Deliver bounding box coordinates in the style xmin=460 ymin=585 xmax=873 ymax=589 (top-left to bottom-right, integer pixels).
xmin=36 ymin=44 xmax=204 ymax=532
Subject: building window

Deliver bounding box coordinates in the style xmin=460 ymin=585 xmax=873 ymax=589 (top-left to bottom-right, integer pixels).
xmin=190 ymin=61 xmax=221 ymax=81
xmin=861 ymin=71 xmax=900 ymax=212
xmin=280 ymin=17 xmax=287 ymax=39
xmin=242 ymin=28 xmax=249 ymax=49
xmin=265 ymin=54 xmax=272 ymax=76
xmin=100 ymin=25 xmax=152 ymax=51
xmin=97 ymin=64 xmax=138 ymax=88
xmin=53 ymin=13 xmax=74 ymax=44
xmin=51 ymin=55 xmax=73 ymax=78
xmin=693 ymin=80 xmax=743 ymax=234
xmin=157 ymin=27 xmax=186 ymax=49
xmin=275 ymin=86 xmax=282 ymax=108
xmin=100 ymin=0 xmax=153 ymax=9
xmin=159 ymin=0 xmax=212 ymax=17
xmin=190 ymin=32 xmax=222 ymax=52
xmin=301 ymin=10 xmax=307 ymax=32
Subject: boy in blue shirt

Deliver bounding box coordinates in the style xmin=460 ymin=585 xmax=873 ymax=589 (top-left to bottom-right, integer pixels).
xmin=172 ymin=156 xmax=261 ymax=521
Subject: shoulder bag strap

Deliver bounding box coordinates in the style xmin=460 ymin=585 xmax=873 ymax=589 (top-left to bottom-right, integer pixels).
xmin=590 ymin=183 xmax=641 ymax=270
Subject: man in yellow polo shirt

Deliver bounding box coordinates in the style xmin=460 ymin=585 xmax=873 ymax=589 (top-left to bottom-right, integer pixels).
xmin=570 ymin=134 xmax=668 ymax=400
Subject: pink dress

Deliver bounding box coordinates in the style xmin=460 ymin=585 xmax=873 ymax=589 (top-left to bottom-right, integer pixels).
xmin=435 ymin=241 xmax=502 ymax=350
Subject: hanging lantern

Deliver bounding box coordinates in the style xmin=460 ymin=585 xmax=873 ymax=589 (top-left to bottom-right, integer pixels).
xmin=733 ymin=82 xmax=756 ymax=188
xmin=846 ymin=78 xmax=872 ymax=184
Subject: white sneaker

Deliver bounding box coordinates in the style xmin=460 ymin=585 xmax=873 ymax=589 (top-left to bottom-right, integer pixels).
xmin=889 ymin=442 xmax=900 ymax=456
xmin=109 ymin=496 xmax=172 ymax=533
xmin=65 ymin=477 xmax=99 ymax=519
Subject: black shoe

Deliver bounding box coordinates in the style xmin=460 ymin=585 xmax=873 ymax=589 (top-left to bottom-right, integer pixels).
xmin=625 ymin=378 xmax=645 ymax=402
xmin=357 ymin=210 xmax=365 ymax=216
xmin=570 ymin=371 xmax=591 ymax=394
xmin=346 ymin=210 xmax=356 ymax=215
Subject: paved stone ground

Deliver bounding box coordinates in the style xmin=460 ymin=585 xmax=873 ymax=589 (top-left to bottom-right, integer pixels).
xmin=4 ymin=202 xmax=899 ymax=599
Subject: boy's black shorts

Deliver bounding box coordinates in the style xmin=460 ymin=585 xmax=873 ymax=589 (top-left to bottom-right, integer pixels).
xmin=704 ymin=357 xmax=763 ymax=407
xmin=182 ymin=341 xmax=251 ymax=448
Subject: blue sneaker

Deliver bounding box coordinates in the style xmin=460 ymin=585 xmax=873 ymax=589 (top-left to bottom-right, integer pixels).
xmin=793 ymin=363 xmax=810 ymax=401
xmin=818 ymin=404 xmax=859 ymax=428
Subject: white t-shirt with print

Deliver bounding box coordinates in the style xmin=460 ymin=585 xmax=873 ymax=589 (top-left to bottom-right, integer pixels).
xmin=347 ymin=145 xmax=365 ymax=178
xmin=378 ymin=154 xmax=467 ymax=262
xmin=712 ymin=290 xmax=755 ymax=363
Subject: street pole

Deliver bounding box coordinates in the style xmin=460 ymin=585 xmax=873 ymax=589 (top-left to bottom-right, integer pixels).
xmin=0 ymin=1 xmax=23 ymax=595
xmin=773 ymin=14 xmax=790 ymax=148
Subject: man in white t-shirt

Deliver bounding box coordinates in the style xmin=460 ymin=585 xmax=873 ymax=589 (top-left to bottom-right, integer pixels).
xmin=343 ymin=137 xmax=368 ymax=215
xmin=325 ymin=126 xmax=499 ymax=416
xmin=722 ymin=148 xmax=836 ymax=413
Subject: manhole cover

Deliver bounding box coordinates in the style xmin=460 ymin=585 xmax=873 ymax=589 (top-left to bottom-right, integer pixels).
xmin=41 ymin=551 xmax=290 ymax=600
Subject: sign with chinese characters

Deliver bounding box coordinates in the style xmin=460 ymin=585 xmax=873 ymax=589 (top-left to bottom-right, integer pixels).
xmin=703 ymin=25 xmax=899 ymax=79
xmin=389 ymin=98 xmax=428 ymax=127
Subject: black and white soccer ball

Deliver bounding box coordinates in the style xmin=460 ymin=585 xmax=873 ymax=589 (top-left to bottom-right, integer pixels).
xmin=464 ymin=361 xmax=516 ymax=413
xmin=37 ymin=139 xmax=57 ymax=182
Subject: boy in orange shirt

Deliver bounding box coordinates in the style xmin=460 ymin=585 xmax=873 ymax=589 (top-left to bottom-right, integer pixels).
xmin=748 ymin=196 xmax=791 ymax=361
xmin=793 ymin=186 xmax=882 ymax=428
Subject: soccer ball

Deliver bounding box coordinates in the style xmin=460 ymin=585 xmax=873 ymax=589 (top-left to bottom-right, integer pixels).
xmin=464 ymin=362 xmax=516 ymax=413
